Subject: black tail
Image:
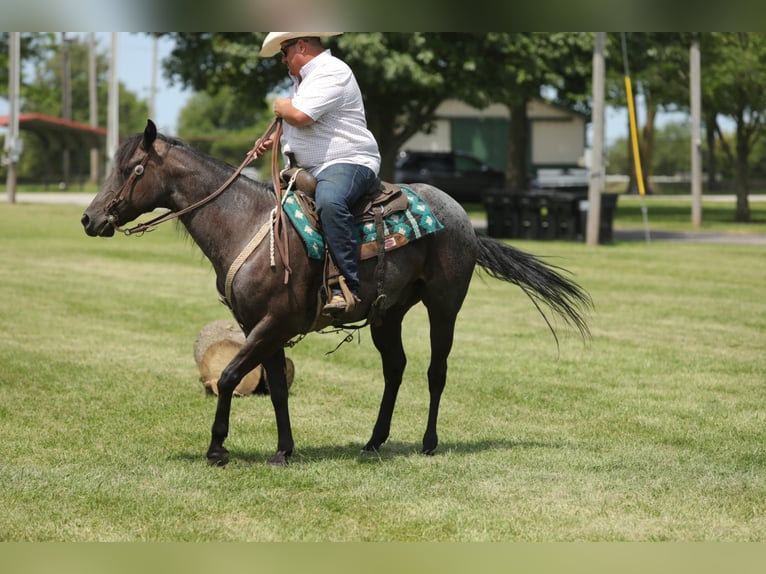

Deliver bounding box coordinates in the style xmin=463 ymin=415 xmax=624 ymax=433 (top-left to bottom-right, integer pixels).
xmin=476 ymin=235 xmax=592 ymax=342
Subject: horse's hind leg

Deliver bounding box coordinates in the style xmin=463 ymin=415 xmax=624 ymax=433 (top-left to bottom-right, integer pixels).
xmin=421 ymin=295 xmax=463 ymax=455
xmin=363 ymin=308 xmax=408 ymax=453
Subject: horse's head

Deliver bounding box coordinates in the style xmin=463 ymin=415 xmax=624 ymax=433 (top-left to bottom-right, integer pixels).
xmin=82 ymin=120 xmax=167 ymax=237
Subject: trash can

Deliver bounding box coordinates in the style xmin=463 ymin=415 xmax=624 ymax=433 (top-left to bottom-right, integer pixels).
xmin=484 ymin=189 xmax=618 ymax=243
xmin=577 ymin=192 xmax=619 ymax=243
xmin=482 ymin=189 xmax=519 ymax=238
xmin=546 ymin=190 xmax=582 ymax=240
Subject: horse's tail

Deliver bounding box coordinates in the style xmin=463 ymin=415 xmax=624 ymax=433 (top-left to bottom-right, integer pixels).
xmin=475 ymin=235 xmax=592 ymax=342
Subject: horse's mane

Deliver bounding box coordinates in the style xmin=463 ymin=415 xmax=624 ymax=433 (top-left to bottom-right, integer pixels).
xmin=117 ymin=131 xmax=259 ymax=184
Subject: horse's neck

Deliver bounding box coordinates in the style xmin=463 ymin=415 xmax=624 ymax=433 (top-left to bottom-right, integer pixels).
xmin=170 ymin=149 xmax=276 ymax=274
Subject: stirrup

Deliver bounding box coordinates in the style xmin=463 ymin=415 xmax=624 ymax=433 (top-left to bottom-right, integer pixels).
xmin=322 ymin=291 xmax=359 ymax=316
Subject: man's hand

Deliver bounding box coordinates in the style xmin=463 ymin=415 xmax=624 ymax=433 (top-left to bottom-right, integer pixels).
xmin=254 ymin=133 xmax=276 ymax=157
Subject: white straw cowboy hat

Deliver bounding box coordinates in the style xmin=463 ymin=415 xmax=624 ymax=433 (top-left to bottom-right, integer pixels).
xmin=259 ymin=32 xmax=343 ymax=57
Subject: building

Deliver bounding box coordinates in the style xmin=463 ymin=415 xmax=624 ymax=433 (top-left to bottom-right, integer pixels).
xmin=401 ymin=98 xmax=588 ymax=185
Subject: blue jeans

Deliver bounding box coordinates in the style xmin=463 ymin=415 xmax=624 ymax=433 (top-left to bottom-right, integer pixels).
xmin=314 ymin=163 xmax=377 ymax=295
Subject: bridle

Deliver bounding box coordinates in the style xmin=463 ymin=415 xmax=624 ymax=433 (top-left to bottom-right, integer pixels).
xmin=106 ymin=118 xmax=284 ymax=237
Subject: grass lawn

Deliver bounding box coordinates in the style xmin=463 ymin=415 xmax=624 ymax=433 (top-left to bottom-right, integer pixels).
xmin=0 ymin=200 xmax=764 ymax=542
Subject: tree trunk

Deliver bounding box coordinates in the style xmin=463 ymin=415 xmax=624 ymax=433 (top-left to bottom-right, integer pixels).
xmin=626 ymin=94 xmax=654 ymax=195
xmin=734 ymin=121 xmax=751 ymax=222
xmin=506 ymin=101 xmax=529 ymax=192
xmin=368 ymin=106 xmax=397 ymax=182
xmin=704 ymin=111 xmax=718 ymax=191
xmin=640 ymin=98 xmax=656 ymax=194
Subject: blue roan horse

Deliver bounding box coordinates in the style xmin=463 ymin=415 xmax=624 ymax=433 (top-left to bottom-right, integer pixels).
xmin=82 ymin=120 xmax=591 ymax=466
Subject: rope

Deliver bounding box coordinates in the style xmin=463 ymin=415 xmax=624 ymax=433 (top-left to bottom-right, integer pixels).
xmin=224 ymin=215 xmax=274 ymax=305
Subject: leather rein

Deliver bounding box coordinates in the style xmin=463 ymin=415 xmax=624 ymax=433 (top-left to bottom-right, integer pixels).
xmin=106 ymin=117 xmax=284 ymax=237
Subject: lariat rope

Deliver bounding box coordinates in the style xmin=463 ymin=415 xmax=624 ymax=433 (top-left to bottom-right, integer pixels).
xmin=269 ymin=119 xmax=292 ymax=284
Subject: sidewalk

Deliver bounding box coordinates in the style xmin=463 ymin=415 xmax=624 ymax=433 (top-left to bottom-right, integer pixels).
xmin=2 ymin=191 xmax=96 ymax=206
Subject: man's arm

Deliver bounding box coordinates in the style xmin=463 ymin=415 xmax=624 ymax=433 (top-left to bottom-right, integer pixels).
xmin=274 ymin=98 xmax=314 ymax=128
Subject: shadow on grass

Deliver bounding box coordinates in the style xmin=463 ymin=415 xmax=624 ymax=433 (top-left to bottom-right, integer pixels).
xmin=172 ymin=437 xmax=563 ymax=467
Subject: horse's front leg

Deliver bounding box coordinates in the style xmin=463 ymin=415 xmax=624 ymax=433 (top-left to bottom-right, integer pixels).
xmin=206 ymin=362 xmax=238 ymax=466
xmin=206 ymin=332 xmax=274 ymax=466
xmin=261 ymin=348 xmax=294 ymax=466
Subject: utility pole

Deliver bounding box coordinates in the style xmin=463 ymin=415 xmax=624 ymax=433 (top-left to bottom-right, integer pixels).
xmin=586 ymin=32 xmax=606 ymax=247
xmin=61 ymin=32 xmax=72 ymax=189
xmin=150 ymin=33 xmax=158 ymax=121
xmin=106 ymin=32 xmax=119 ymax=175
xmin=4 ymin=32 xmax=21 ymax=204
xmin=690 ymin=35 xmax=703 ymax=228
xmin=88 ymin=32 xmax=100 ymax=184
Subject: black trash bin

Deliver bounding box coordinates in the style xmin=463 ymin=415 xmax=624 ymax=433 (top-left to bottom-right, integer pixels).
xmin=577 ymin=192 xmax=619 ymax=243
xmin=482 ymin=189 xmax=519 ymax=238
xmin=546 ymin=190 xmax=582 ymax=240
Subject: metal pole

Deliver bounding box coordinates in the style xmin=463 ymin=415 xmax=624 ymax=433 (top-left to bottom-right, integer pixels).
xmin=5 ymin=32 xmax=21 ymax=203
xmin=106 ymin=32 xmax=120 ymax=174
xmin=150 ymin=33 xmax=158 ymax=121
xmin=61 ymin=32 xmax=72 ymax=189
xmin=586 ymin=32 xmax=605 ymax=247
xmin=690 ymin=36 xmax=703 ymax=228
xmin=89 ymin=32 xmax=100 ymax=184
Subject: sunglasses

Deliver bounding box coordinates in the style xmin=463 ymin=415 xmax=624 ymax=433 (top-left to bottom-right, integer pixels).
xmin=280 ymin=39 xmax=301 ymax=57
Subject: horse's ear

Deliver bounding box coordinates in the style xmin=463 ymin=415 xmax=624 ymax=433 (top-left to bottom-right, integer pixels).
xmin=142 ymin=119 xmax=157 ymax=150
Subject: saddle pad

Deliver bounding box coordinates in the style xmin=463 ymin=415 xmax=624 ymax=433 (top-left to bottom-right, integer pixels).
xmin=282 ymin=185 xmax=444 ymax=261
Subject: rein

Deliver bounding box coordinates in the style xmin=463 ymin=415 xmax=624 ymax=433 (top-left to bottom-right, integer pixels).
xmin=107 ymin=118 xmax=283 ymax=237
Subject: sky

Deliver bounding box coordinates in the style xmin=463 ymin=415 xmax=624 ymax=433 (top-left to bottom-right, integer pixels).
xmin=0 ymin=32 xmax=191 ymax=135
xmin=93 ymin=32 xmax=191 ymax=135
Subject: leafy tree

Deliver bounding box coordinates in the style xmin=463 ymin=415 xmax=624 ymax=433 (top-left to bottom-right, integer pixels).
xmin=3 ymin=33 xmax=149 ymax=184
xmin=163 ymin=33 xmax=571 ymax=182
xmin=0 ymin=33 xmax=53 ymax=96
xmin=605 ymin=33 xmax=691 ymax=194
xmin=176 ymin=88 xmax=274 ymax=177
xmin=461 ymin=32 xmax=593 ymax=191
xmin=701 ymin=32 xmax=766 ymax=222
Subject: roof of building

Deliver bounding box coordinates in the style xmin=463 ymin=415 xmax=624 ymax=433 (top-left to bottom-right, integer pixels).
xmin=0 ymin=113 xmax=106 ymax=149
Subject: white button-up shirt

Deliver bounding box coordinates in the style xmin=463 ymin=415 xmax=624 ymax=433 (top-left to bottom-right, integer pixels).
xmin=282 ymin=50 xmax=381 ymax=176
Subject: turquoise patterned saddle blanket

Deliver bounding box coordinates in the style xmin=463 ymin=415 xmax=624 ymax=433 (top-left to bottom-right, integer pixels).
xmin=282 ymin=185 xmax=444 ymax=261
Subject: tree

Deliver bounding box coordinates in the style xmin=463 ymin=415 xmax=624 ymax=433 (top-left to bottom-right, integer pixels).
xmin=176 ymin=88 xmax=274 ymax=177
xmin=464 ymin=33 xmax=593 ymax=191
xmin=701 ymin=32 xmax=766 ymax=222
xmin=163 ymin=33 xmax=530 ymax=181
xmin=0 ymin=33 xmax=53 ymax=97
xmin=3 ymin=33 xmax=149 ymax=184
xmin=606 ymin=33 xmax=691 ymax=195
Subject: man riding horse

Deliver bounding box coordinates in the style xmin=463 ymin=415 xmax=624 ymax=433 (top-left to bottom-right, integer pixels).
xmin=257 ymin=32 xmax=379 ymax=316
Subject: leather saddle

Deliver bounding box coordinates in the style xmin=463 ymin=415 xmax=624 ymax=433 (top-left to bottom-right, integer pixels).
xmin=279 ymin=166 xmax=408 ymax=229
xmin=279 ymin=166 xmax=407 ymax=322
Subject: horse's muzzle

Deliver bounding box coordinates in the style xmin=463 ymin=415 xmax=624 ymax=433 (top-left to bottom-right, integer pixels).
xmin=81 ymin=212 xmax=115 ymax=237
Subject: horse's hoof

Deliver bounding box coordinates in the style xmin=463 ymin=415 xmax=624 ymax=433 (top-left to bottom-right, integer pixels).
xmin=268 ymin=450 xmax=291 ymax=467
xmin=206 ymin=446 xmax=229 ymax=467
xmin=361 ymin=439 xmax=384 ymax=453
xmin=359 ymin=445 xmax=378 ymax=456
xmin=421 ymin=447 xmax=437 ymax=456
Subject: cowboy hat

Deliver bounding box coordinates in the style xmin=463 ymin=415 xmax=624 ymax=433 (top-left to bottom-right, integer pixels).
xmin=259 ymin=32 xmax=343 ymax=57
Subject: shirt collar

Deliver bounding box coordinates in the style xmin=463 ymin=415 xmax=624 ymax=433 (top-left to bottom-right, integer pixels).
xmin=290 ymin=49 xmax=332 ymax=85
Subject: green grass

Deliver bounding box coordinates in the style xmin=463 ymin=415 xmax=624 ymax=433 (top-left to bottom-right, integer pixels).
xmin=615 ymin=195 xmax=766 ymax=234
xmin=1 ymin=202 xmax=765 ymax=541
